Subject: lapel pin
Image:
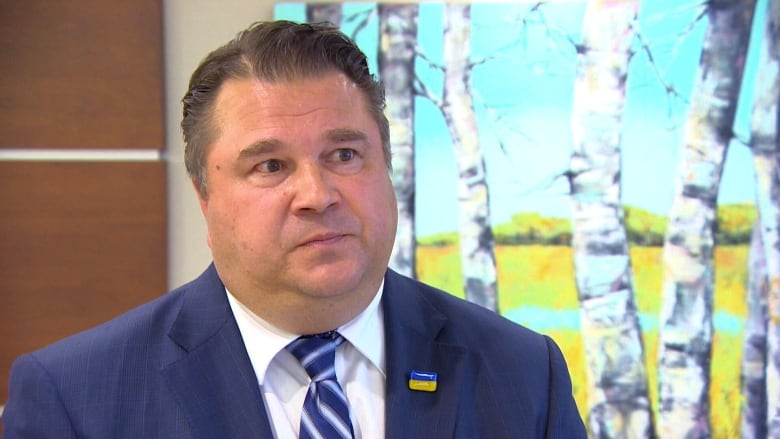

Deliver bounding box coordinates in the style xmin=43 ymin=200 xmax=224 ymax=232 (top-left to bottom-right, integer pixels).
xmin=409 ymin=370 xmax=438 ymax=392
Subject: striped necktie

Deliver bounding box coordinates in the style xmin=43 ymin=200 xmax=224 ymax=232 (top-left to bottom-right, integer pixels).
xmin=286 ymin=331 xmax=355 ymax=439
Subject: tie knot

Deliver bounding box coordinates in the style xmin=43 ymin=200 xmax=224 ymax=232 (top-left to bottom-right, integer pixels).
xmin=286 ymin=331 xmax=345 ymax=381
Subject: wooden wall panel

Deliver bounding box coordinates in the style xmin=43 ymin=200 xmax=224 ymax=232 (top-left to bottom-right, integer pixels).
xmin=0 ymin=0 xmax=164 ymax=149
xmin=0 ymin=2 xmax=167 ymax=429
xmin=0 ymin=161 xmax=167 ymax=408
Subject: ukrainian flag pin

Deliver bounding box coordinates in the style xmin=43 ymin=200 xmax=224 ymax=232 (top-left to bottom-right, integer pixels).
xmin=408 ymin=370 xmax=438 ymax=392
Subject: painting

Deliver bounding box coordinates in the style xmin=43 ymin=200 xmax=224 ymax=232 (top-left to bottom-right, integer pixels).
xmin=276 ymin=1 xmax=776 ymax=437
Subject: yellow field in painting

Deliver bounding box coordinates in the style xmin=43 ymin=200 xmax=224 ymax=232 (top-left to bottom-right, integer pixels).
xmin=416 ymin=244 xmax=748 ymax=435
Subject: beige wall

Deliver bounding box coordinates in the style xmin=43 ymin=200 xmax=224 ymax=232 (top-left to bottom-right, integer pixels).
xmin=163 ymin=0 xmax=277 ymax=288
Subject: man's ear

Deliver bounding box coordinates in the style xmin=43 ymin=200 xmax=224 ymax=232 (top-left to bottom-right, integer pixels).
xmin=192 ymin=179 xmax=208 ymax=214
xmin=191 ymin=178 xmax=213 ymax=248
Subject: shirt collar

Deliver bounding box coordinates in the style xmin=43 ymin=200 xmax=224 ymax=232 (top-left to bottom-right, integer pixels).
xmin=337 ymin=280 xmax=385 ymax=376
xmin=226 ymin=280 xmax=386 ymax=384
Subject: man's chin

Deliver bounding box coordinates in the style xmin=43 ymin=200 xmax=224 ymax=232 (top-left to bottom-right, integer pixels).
xmin=293 ymin=263 xmax=371 ymax=297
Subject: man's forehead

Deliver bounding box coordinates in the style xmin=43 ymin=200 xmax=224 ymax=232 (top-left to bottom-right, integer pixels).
xmin=214 ymin=73 xmax=363 ymax=114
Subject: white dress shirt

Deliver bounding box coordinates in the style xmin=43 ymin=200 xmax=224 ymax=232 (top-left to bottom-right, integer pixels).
xmin=226 ymin=283 xmax=386 ymax=438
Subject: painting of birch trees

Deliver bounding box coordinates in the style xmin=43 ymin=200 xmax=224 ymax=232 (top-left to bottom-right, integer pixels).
xmin=656 ymin=1 xmax=755 ymax=437
xmin=276 ymin=1 xmax=776 ymax=437
xmin=570 ymin=1 xmax=653 ymax=436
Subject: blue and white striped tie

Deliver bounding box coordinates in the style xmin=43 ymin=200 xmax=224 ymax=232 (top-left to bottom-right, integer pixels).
xmin=286 ymin=331 xmax=355 ymax=439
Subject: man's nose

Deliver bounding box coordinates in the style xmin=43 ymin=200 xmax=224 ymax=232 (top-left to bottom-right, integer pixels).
xmin=289 ymin=163 xmax=340 ymax=214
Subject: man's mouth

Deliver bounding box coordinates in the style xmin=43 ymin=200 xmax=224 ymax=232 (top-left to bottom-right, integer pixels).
xmin=300 ymin=232 xmax=347 ymax=247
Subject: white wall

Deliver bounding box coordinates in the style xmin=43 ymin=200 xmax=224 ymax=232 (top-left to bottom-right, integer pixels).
xmin=163 ymin=0 xmax=276 ymax=288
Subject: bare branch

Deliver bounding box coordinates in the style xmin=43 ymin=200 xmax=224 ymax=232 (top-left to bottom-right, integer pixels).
xmin=633 ymin=23 xmax=686 ymax=102
xmin=469 ymin=1 xmax=579 ymax=68
xmin=470 ymin=89 xmax=536 ymax=159
xmin=534 ymin=3 xmax=580 ymax=55
xmin=414 ymin=43 xmax=444 ymax=72
xmin=630 ymin=1 xmax=708 ymax=127
xmin=413 ymin=76 xmax=442 ymax=108
xmin=518 ymin=167 xmax=573 ymax=198
xmin=344 ymin=8 xmax=374 ymax=40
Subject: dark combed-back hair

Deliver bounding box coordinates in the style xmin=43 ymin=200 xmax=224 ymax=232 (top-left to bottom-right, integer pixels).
xmin=181 ymin=20 xmax=390 ymax=196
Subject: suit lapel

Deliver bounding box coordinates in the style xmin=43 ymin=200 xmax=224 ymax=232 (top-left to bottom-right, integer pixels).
xmin=159 ymin=267 xmax=476 ymax=438
xmin=160 ymin=265 xmax=274 ymax=439
xmin=382 ymin=270 xmax=474 ymax=438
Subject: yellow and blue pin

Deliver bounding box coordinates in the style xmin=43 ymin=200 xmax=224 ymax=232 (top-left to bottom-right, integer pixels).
xmin=408 ymin=370 xmax=438 ymax=392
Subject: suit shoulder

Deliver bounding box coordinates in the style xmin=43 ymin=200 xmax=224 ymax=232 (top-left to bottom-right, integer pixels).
xmin=26 ymin=275 xmax=199 ymax=365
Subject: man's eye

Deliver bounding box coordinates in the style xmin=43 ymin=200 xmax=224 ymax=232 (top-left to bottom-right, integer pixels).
xmin=258 ymin=159 xmax=282 ymax=173
xmin=336 ymin=149 xmax=355 ymax=161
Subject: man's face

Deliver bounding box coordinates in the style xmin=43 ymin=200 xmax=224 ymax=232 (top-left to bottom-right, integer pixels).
xmin=197 ymin=72 xmax=397 ymax=327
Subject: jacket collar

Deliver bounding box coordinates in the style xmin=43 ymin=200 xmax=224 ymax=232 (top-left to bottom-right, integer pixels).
xmin=382 ymin=269 xmax=473 ymax=438
xmin=161 ymin=264 xmax=275 ymax=438
xmin=160 ymin=266 xmax=472 ymax=438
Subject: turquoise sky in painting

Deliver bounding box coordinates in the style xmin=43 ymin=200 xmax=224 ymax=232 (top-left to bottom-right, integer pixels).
xmin=275 ymin=1 xmax=762 ymax=237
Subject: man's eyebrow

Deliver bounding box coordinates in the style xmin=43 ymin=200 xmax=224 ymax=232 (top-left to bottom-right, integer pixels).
xmin=325 ymin=128 xmax=368 ymax=143
xmin=236 ymin=129 xmax=367 ymax=160
xmin=237 ymin=139 xmax=283 ymax=160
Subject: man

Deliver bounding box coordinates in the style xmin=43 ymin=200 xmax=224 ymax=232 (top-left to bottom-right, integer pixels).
xmin=3 ymin=21 xmax=586 ymax=438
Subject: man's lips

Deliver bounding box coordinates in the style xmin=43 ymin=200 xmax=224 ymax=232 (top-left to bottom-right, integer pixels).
xmin=299 ymin=232 xmax=348 ymax=247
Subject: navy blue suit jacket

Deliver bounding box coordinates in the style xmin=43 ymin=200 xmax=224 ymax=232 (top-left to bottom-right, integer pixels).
xmin=2 ymin=265 xmax=586 ymax=438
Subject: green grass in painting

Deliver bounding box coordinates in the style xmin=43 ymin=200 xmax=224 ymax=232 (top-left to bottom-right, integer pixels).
xmin=416 ymin=244 xmax=748 ymax=435
xmin=415 ymin=245 xmax=464 ymax=300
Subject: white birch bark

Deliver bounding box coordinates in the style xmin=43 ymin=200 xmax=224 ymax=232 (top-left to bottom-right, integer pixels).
xmin=657 ymin=1 xmax=756 ymax=437
xmin=441 ymin=3 xmax=499 ymax=311
xmin=379 ymin=4 xmax=418 ymax=278
xmin=749 ymin=0 xmax=780 ymax=435
xmin=569 ymin=1 xmax=653 ymax=437
xmin=741 ymin=221 xmax=769 ymax=439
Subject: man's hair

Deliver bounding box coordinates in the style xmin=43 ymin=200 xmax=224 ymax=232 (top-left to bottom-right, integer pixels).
xmin=181 ymin=20 xmax=390 ymax=196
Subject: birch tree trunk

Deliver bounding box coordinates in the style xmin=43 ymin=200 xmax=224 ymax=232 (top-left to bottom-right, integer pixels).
xmin=306 ymin=3 xmax=342 ymax=26
xmin=749 ymin=0 xmax=780 ymax=435
xmin=379 ymin=4 xmax=418 ymax=278
xmin=441 ymin=3 xmax=499 ymax=311
xmin=741 ymin=221 xmax=769 ymax=439
xmin=569 ymin=1 xmax=653 ymax=437
xmin=657 ymin=1 xmax=755 ymax=437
